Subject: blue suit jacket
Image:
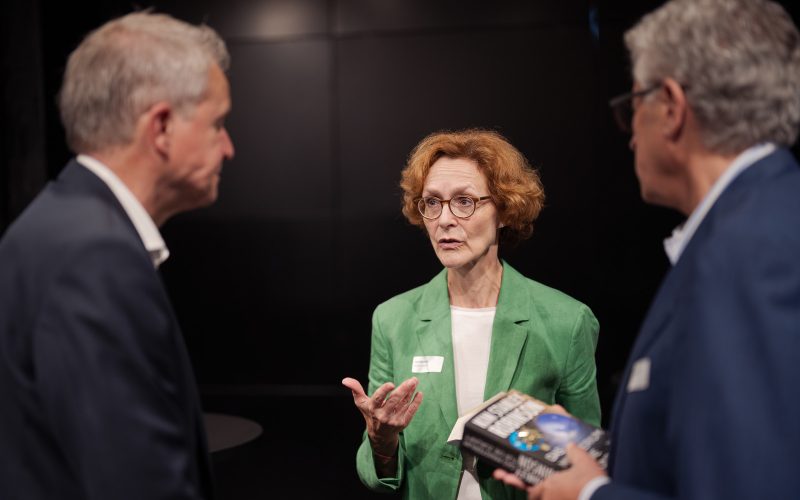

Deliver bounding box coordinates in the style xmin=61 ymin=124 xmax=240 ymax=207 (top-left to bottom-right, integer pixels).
xmin=595 ymin=148 xmax=800 ymax=499
xmin=0 ymin=161 xmax=213 ymax=500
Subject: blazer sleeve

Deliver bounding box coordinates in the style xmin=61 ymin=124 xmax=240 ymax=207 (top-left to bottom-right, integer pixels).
xmin=556 ymin=304 xmax=601 ymax=426
xmin=32 ymin=238 xmax=206 ymax=500
xmin=355 ymin=306 xmax=407 ymax=492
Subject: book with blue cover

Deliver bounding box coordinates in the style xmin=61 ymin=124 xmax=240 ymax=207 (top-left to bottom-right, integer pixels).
xmin=460 ymin=390 xmax=610 ymax=484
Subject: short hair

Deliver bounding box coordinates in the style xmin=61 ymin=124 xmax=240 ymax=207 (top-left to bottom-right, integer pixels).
xmin=59 ymin=12 xmax=230 ymax=153
xmin=400 ymin=129 xmax=545 ymax=245
xmin=625 ymin=0 xmax=800 ymax=154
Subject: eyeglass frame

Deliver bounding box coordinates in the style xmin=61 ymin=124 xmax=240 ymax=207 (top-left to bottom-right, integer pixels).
xmin=414 ymin=194 xmax=493 ymax=220
xmin=608 ymin=83 xmax=661 ymax=134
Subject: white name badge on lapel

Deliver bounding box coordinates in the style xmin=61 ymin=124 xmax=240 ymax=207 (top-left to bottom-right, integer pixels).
xmin=626 ymin=357 xmax=651 ymax=393
xmin=412 ymin=356 xmax=444 ymax=373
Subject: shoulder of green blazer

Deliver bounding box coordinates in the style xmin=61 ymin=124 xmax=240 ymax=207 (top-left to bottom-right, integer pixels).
xmin=355 ymin=260 xmax=600 ymax=499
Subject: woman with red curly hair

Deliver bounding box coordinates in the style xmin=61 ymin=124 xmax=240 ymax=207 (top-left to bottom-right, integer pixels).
xmin=343 ymin=129 xmax=600 ymax=500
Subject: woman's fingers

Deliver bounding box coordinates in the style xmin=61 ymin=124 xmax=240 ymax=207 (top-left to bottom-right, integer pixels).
xmin=345 ymin=376 xmax=422 ymax=438
xmin=400 ymin=390 xmax=424 ymax=425
xmin=382 ymin=377 xmax=418 ymax=414
xmin=342 ymin=377 xmax=396 ymax=417
xmin=370 ymin=381 xmax=397 ymax=409
xmin=493 ymin=468 xmax=528 ymax=490
xmin=341 ymin=377 xmax=367 ymax=404
xmin=543 ymin=404 xmax=570 ymax=417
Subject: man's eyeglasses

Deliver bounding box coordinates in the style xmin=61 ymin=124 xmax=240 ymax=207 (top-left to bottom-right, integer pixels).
xmin=608 ymin=84 xmax=661 ymax=133
xmin=415 ymin=195 xmax=492 ymax=220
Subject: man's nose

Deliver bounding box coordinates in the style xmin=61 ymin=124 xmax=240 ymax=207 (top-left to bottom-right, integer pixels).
xmin=222 ymin=129 xmax=235 ymax=159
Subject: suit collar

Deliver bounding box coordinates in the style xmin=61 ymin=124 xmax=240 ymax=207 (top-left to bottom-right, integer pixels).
xmin=416 ymin=260 xmax=531 ymax=321
xmin=55 ymin=160 xmax=153 ymax=261
xmin=663 ymin=143 xmax=776 ymax=265
xmin=723 ymin=146 xmax=795 ymax=194
xmin=417 ymin=267 xmax=451 ymax=321
xmin=414 ymin=261 xmax=530 ymax=426
xmin=76 ymin=155 xmax=168 ymax=267
xmin=484 ymin=262 xmax=530 ymax=399
xmin=413 ymin=268 xmax=456 ymax=427
xmin=57 ymin=158 xmax=123 ymax=209
xmin=494 ymin=262 xmax=532 ymax=323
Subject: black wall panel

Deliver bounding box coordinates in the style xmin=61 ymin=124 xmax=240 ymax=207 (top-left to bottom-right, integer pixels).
xmin=335 ymin=25 xmax=604 ymax=305
xmin=214 ymin=41 xmax=333 ymax=220
xmin=335 ymin=0 xmax=587 ymax=34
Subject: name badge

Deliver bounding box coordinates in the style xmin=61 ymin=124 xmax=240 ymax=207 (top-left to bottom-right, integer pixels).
xmin=626 ymin=357 xmax=651 ymax=393
xmin=412 ymin=356 xmax=444 ymax=373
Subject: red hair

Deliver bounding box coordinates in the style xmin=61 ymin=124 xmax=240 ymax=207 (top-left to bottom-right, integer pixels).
xmin=400 ymin=129 xmax=545 ymax=244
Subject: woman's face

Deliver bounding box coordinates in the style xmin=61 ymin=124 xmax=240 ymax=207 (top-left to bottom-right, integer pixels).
xmin=422 ymin=156 xmax=501 ymax=271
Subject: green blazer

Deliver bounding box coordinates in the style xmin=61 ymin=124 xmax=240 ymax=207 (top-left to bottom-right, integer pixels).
xmin=356 ymin=261 xmax=600 ymax=500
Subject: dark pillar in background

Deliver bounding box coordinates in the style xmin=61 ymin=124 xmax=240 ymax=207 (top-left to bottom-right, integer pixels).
xmin=0 ymin=0 xmax=47 ymax=234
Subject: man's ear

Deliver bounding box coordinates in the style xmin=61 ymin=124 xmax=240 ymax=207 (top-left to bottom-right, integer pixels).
xmin=145 ymin=102 xmax=173 ymax=157
xmin=661 ymin=78 xmax=688 ymax=140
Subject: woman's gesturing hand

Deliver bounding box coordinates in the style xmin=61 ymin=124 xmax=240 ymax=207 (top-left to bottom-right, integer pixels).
xmin=342 ymin=376 xmax=424 ymax=457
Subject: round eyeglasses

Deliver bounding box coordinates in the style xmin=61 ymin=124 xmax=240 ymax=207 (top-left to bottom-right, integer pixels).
xmin=415 ymin=195 xmax=492 ymax=220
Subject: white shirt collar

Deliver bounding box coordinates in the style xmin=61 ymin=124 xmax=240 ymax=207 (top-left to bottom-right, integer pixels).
xmin=76 ymin=154 xmax=170 ymax=267
xmin=663 ymin=143 xmax=776 ymax=265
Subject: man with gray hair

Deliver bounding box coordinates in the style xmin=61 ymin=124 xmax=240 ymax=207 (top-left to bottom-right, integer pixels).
xmin=495 ymin=0 xmax=800 ymax=498
xmin=0 ymin=11 xmax=233 ymax=500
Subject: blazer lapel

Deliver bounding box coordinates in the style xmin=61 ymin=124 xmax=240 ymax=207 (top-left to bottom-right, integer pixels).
xmin=609 ymin=260 xmax=682 ymax=445
xmin=627 ymin=264 xmax=681 ymax=360
xmin=483 ymin=262 xmax=529 ymax=400
xmin=414 ymin=269 xmax=459 ymax=426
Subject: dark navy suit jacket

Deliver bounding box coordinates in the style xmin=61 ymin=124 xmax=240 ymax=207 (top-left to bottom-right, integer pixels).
xmin=595 ymin=148 xmax=800 ymax=499
xmin=0 ymin=161 xmax=213 ymax=499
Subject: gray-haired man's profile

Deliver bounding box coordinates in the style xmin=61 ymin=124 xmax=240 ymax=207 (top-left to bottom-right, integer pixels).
xmin=0 ymin=12 xmax=234 ymax=500
xmin=496 ymin=0 xmax=800 ymax=498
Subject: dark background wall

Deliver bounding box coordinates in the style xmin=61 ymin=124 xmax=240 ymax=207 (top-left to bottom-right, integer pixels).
xmin=3 ymin=1 xmax=799 ymax=498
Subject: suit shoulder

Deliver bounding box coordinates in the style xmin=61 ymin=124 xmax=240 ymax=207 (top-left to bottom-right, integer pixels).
xmin=0 ymin=186 xmax=149 ymax=284
xmin=510 ymin=268 xmax=593 ymax=317
xmin=529 ymin=278 xmax=587 ymax=307
xmin=703 ymin=164 xmax=800 ymax=261
xmin=3 ymin=183 xmax=140 ymax=253
xmin=747 ymin=168 xmax=800 ymax=245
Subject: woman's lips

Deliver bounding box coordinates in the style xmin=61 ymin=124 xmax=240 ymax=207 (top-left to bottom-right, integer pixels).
xmin=438 ymin=238 xmax=463 ymax=250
